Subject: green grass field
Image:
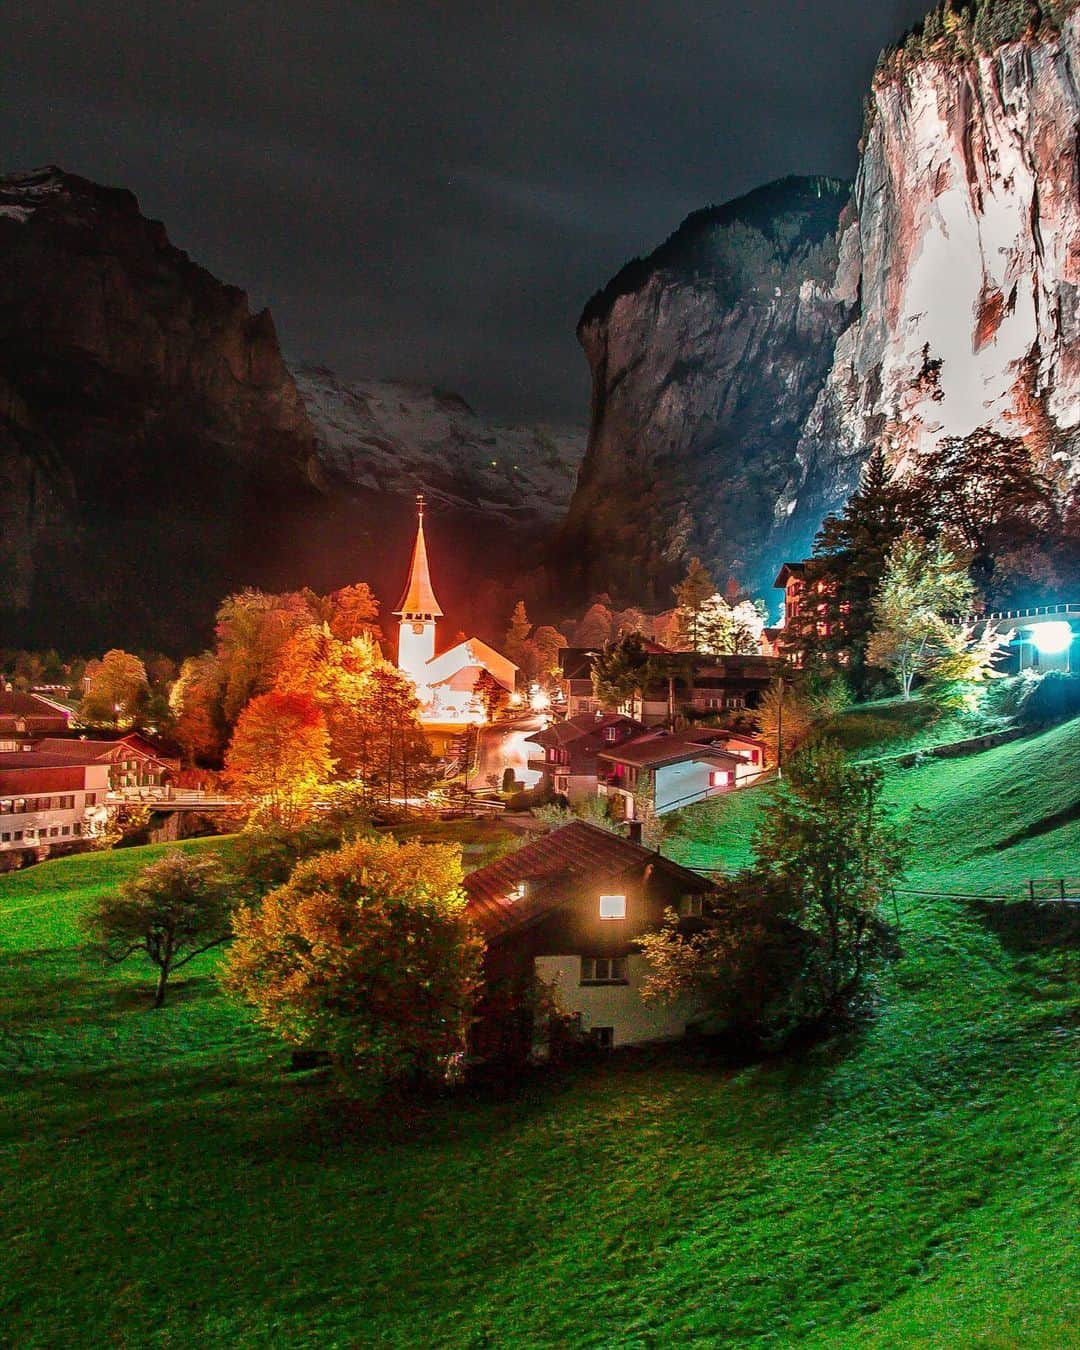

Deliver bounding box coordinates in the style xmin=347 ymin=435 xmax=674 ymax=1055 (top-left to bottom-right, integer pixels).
xmin=2 ymin=726 xmax=1078 ymax=1347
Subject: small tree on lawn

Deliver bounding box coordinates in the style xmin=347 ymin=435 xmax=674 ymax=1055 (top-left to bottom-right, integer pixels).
xmin=225 ymin=690 xmax=333 ymax=826
xmin=867 ymin=531 xmax=974 ymax=699
xmin=84 ymin=852 xmax=232 ymax=1007
xmin=222 ymin=835 xmax=483 ymax=1093
xmin=753 ymin=678 xmax=814 ymax=767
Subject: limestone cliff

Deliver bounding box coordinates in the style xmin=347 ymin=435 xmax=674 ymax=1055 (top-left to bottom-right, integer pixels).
xmin=794 ymin=2 xmax=1080 ymax=521
xmin=566 ymin=2 xmax=1080 ymax=607
xmin=561 ymin=177 xmax=854 ymax=607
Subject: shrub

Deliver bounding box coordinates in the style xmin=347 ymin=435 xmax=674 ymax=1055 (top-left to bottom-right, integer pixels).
xmin=1018 ymin=672 xmax=1080 ymax=727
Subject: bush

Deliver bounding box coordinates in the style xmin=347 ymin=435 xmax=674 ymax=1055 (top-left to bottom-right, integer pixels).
xmin=1018 ymin=672 xmax=1080 ymax=727
xmin=506 ymin=780 xmax=554 ymax=812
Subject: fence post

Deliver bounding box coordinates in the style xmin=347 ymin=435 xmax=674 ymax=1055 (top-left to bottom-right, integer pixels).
xmin=1029 ymin=878 xmax=1036 ymax=903
xmin=1061 ymin=878 xmax=1067 ymax=902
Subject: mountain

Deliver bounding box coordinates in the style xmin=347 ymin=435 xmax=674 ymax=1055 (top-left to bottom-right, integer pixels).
xmin=295 ymin=366 xmax=581 ymax=525
xmin=0 ymin=168 xmax=582 ymax=653
xmin=564 ymin=0 xmax=1080 ymax=607
xmin=561 ymin=176 xmax=855 ymax=607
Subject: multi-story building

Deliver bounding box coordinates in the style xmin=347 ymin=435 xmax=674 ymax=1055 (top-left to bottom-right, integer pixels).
xmin=0 ymin=691 xmax=72 ymax=749
xmin=0 ymin=753 xmax=110 ymax=864
xmin=524 ymin=711 xmax=645 ymax=801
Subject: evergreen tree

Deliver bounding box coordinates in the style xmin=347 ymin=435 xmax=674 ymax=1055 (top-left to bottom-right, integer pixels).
xmin=673 ymin=557 xmax=717 ymax=651
xmin=591 ymin=632 xmax=652 ymax=710
xmin=504 ymin=601 xmax=532 ymax=665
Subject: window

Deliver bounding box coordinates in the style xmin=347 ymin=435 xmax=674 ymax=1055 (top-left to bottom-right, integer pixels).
xmin=591 ymin=1026 xmax=615 ymax=1050
xmin=599 ymin=893 xmax=626 ymax=920
xmin=603 ymin=725 xmax=618 ymax=742
xmin=581 ymin=956 xmax=627 ymax=984
xmin=85 ymin=793 xmax=97 ymax=806
xmin=508 ymin=882 xmax=526 ymax=902
xmin=0 ymin=832 xmax=8 ymax=842
xmin=679 ymin=895 xmax=705 ymax=918
xmin=709 ymin=770 xmax=732 ymax=788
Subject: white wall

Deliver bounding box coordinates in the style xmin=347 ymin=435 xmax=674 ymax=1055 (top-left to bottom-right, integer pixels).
xmin=534 ymin=954 xmax=693 ymax=1048
xmin=0 ymin=764 xmax=110 ymax=853
xmin=655 ymin=760 xmax=715 ymax=813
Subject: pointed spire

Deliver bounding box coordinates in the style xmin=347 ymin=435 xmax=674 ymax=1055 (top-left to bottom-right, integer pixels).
xmin=394 ymin=493 xmax=443 ymax=617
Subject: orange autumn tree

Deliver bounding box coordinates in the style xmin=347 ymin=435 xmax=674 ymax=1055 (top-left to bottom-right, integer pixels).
xmin=224 ymin=690 xmax=332 ymax=826
xmin=222 ymin=835 xmax=483 ymax=1091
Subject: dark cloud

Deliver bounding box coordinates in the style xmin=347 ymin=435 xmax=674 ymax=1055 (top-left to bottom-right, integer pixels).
xmin=2 ymin=1 xmax=929 ymax=420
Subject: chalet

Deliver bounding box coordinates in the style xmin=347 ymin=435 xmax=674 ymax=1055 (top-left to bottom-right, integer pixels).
xmin=524 ymin=711 xmax=645 ymax=801
xmin=32 ymin=734 xmax=178 ymax=791
xmin=598 ymin=727 xmax=765 ymax=820
xmin=463 ymin=821 xmax=716 ymax=1053
xmin=557 ymin=647 xmax=603 ymax=718
xmin=0 ymin=753 xmax=109 ymax=864
xmin=0 ymin=691 xmax=72 ymax=748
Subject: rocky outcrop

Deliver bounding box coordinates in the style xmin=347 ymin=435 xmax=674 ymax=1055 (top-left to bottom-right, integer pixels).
xmin=793 ymin=3 xmax=1080 ymax=517
xmin=296 ymin=366 xmax=581 ymax=525
xmin=0 ymin=166 xmax=326 ymax=650
xmin=564 ymin=3 xmax=1080 ymax=608
xmin=560 ymin=177 xmax=855 ymax=607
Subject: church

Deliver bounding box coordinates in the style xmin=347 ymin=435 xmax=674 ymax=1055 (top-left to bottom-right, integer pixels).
xmin=395 ymin=496 xmax=518 ymax=730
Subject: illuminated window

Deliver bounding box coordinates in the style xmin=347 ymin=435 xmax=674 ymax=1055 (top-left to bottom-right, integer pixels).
xmin=599 ymin=893 xmax=626 ymax=920
xmin=709 ymin=770 xmax=732 ymax=788
xmin=508 ymin=882 xmax=526 ymax=901
xmin=581 ymin=957 xmax=627 ymax=984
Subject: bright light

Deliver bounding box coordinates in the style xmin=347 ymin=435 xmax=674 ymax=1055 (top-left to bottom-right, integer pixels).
xmin=530 ymin=690 xmax=550 ymax=712
xmin=1030 ymin=621 xmax=1073 ymax=655
xmin=508 ymin=691 xmax=523 ymax=707
xmin=599 ymin=893 xmax=626 ymax=920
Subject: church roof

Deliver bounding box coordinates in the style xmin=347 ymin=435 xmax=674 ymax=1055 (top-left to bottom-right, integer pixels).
xmin=394 ymin=499 xmax=443 ymax=617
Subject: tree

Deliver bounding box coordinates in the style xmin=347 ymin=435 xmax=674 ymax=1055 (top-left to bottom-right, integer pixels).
xmin=573 ymin=602 xmax=615 ymax=649
xmin=225 ymin=691 xmax=333 ymax=826
xmin=867 ymin=532 xmax=974 ymax=699
xmin=789 ymin=449 xmax=909 ymax=680
xmin=753 ymin=679 xmax=814 ymax=767
xmin=473 ymin=669 xmax=510 ymax=722
xmin=355 ymin=664 xmax=429 ymax=805
xmin=907 ymin=429 xmax=1058 ymax=604
xmin=504 ymin=601 xmax=532 ymax=665
xmin=531 ymin=625 xmax=568 ymax=680
xmin=673 ymin=557 xmax=717 ymax=650
xmin=223 ymin=836 xmax=484 ymax=1092
xmin=323 ymin=582 xmax=382 ymax=642
xmin=79 ymin=649 xmax=150 ymax=725
xmin=170 ymin=653 xmax=226 ymax=765
xmin=83 ymin=853 xmax=232 ymax=1007
xmin=591 ymin=631 xmax=653 ymax=710
xmin=214 ymin=589 xmax=318 ymax=724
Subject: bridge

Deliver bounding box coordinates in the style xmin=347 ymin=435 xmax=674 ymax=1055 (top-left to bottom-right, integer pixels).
xmin=108 ymin=788 xmax=240 ymax=813
xmin=968 ymin=602 xmax=1080 ymax=633
xmin=964 ymin=602 xmax=1079 ymax=671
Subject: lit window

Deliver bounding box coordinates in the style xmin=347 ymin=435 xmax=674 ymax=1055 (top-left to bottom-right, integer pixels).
xmin=709 ymin=770 xmax=732 ymax=788
xmin=679 ymin=896 xmax=705 ymax=918
xmin=581 ymin=957 xmax=627 ymax=984
xmin=508 ymin=882 xmax=526 ymax=902
xmin=599 ymin=894 xmax=626 ymax=920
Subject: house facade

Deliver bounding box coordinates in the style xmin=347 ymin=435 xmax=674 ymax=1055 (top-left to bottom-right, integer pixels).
xmin=524 ymin=711 xmax=645 ymax=801
xmin=597 ymin=728 xmax=765 ymax=819
xmin=0 ymin=754 xmax=110 ymax=863
xmin=464 ymin=821 xmax=715 ymax=1053
xmin=33 ymin=735 xmax=178 ymax=791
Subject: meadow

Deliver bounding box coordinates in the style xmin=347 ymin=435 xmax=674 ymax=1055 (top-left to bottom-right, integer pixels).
xmin=1 ymin=723 xmax=1077 ymax=1346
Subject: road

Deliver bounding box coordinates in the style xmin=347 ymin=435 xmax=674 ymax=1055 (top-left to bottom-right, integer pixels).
xmin=473 ymin=712 xmax=546 ymax=789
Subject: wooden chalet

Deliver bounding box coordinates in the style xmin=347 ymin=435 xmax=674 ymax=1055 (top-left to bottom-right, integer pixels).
xmin=524 ymin=711 xmax=645 ymax=801
xmin=463 ymin=821 xmax=716 ymax=1055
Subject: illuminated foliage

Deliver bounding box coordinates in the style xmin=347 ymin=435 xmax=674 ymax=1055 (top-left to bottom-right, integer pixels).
xmin=79 ymin=648 xmax=150 ymax=725
xmin=223 ymin=835 xmax=483 ymax=1091
xmin=224 ymin=690 xmax=332 ymax=827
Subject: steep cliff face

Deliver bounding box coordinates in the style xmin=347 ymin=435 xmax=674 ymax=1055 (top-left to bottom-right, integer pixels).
xmin=794 ymin=5 xmax=1080 ymax=516
xmin=566 ymin=4 xmax=1080 ymax=608
xmin=561 ymin=177 xmax=855 ymax=607
xmin=0 ymin=166 xmax=326 ymax=650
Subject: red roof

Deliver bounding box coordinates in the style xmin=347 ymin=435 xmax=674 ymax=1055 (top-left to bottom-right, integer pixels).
xmin=463 ymin=820 xmax=711 ymax=939
xmin=33 ymin=736 xmax=174 ymax=768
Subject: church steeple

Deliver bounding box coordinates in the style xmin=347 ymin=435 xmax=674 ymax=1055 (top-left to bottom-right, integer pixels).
xmin=394 ymin=494 xmax=443 ymax=619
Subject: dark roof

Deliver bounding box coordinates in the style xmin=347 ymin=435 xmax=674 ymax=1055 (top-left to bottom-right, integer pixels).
xmin=597 ymin=729 xmax=743 ymax=770
xmin=0 ymin=691 xmax=71 ymax=719
xmin=33 ymin=735 xmax=174 ymax=766
xmin=463 ymin=821 xmax=711 ymax=938
xmin=525 ymin=711 xmax=641 ymax=750
xmin=774 ymin=561 xmax=807 ymax=587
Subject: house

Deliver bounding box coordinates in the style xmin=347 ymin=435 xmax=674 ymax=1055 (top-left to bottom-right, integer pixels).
xmin=0 ymin=691 xmax=72 ymax=748
xmin=395 ymin=496 xmax=518 ymax=732
xmin=524 ymin=711 xmax=645 ymax=801
xmin=557 ymin=647 xmax=603 ymax=718
xmin=463 ymin=820 xmax=717 ymax=1053
xmin=0 ymin=753 xmax=110 ymax=864
xmin=32 ymin=734 xmax=179 ymax=791
xmin=597 ymin=727 xmax=765 ymax=820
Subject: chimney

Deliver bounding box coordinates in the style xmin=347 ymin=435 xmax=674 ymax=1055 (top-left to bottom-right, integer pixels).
xmin=627 ymin=819 xmax=643 ymax=845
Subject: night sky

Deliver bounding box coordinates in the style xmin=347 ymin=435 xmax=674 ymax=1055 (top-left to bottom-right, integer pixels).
xmin=4 ymin=1 xmax=929 ymax=422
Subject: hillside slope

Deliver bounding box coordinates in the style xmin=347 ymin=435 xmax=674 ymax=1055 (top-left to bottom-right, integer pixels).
xmin=1 ymin=724 xmax=1076 ymax=1345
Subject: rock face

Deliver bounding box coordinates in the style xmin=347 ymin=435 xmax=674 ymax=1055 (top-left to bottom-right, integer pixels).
xmin=565 ymin=3 xmax=1080 ymax=608
xmin=561 ymin=177 xmax=855 ymax=607
xmin=796 ymin=5 xmax=1080 ymax=516
xmin=295 ymin=366 xmax=582 ymax=526
xmin=0 ymin=166 xmax=325 ymax=651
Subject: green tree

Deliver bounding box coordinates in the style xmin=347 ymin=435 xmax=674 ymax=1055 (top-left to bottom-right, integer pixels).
xmin=223 ymin=836 xmax=483 ymax=1093
xmin=591 ymin=631 xmax=652 ymax=710
xmin=79 ymin=649 xmax=150 ymax=726
xmin=673 ymin=557 xmax=717 ymax=650
xmin=504 ymin=601 xmax=532 ymax=667
xmin=867 ymin=532 xmax=974 ymax=699
xmin=753 ymin=678 xmax=814 ymax=767
xmin=83 ymin=853 xmax=232 ymax=1007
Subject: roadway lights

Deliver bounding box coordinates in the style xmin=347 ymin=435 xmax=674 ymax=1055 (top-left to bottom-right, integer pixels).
xmin=1029 ymin=621 xmax=1073 ymax=656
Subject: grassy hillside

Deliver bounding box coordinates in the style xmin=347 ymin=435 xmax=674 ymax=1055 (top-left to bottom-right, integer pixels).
xmin=1 ymin=733 xmax=1078 ymax=1347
